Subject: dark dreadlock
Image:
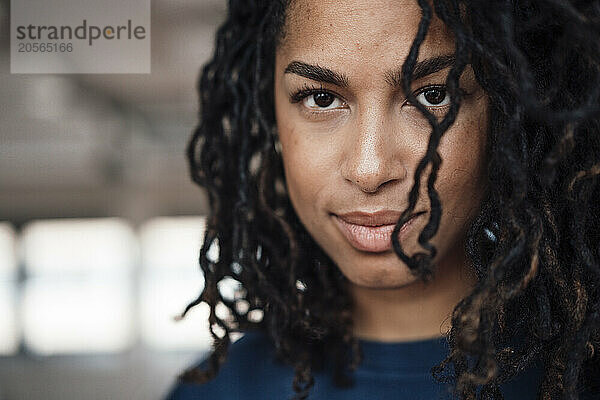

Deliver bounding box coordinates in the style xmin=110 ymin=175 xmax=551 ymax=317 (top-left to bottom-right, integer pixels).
xmin=177 ymin=0 xmax=600 ymax=399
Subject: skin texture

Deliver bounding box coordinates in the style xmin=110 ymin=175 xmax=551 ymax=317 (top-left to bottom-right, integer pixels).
xmin=274 ymin=0 xmax=489 ymax=341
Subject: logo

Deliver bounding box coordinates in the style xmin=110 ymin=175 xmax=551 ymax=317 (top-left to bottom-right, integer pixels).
xmin=15 ymin=20 xmax=147 ymax=46
xmin=11 ymin=0 xmax=151 ymax=74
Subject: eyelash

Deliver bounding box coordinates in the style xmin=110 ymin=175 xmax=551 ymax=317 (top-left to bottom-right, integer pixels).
xmin=290 ymin=83 xmax=338 ymax=104
xmin=289 ymin=83 xmax=467 ymax=115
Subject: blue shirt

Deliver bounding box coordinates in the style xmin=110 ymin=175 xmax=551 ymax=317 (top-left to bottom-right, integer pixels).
xmin=164 ymin=331 xmax=555 ymax=399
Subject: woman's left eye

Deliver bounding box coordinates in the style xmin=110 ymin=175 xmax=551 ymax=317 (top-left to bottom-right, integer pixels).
xmin=414 ymin=86 xmax=451 ymax=107
xmin=302 ymin=91 xmax=345 ymax=110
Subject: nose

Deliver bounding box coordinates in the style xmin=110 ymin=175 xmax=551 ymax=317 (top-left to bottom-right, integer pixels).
xmin=341 ymin=108 xmax=408 ymax=193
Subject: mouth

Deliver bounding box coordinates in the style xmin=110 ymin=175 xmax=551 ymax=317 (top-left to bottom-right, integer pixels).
xmin=331 ymin=210 xmax=425 ymax=253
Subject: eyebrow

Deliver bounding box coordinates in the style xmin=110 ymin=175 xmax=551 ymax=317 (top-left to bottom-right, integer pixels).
xmin=386 ymin=53 xmax=457 ymax=87
xmin=283 ymin=53 xmax=457 ymax=89
xmin=284 ymin=61 xmax=349 ymax=87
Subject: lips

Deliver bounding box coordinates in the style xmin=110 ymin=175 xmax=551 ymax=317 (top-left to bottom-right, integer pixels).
xmin=332 ymin=210 xmax=424 ymax=253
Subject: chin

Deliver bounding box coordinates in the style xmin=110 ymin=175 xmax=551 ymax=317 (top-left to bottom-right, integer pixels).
xmin=343 ymin=261 xmax=421 ymax=289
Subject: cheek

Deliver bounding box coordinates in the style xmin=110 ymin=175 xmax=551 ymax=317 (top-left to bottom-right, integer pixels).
xmin=276 ymin=108 xmax=340 ymax=210
xmin=284 ymin=153 xmax=316 ymax=210
xmin=436 ymin=106 xmax=488 ymax=232
xmin=277 ymin=126 xmax=327 ymax=224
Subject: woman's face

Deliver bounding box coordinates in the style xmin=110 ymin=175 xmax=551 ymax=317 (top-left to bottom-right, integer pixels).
xmin=274 ymin=0 xmax=488 ymax=288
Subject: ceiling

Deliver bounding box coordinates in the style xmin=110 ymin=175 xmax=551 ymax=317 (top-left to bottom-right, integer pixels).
xmin=0 ymin=0 xmax=228 ymax=226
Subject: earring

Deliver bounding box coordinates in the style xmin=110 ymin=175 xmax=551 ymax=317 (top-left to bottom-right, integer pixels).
xmin=272 ymin=133 xmax=282 ymax=156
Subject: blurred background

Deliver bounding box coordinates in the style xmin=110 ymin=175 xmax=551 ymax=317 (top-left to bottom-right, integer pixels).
xmin=0 ymin=0 xmax=229 ymax=398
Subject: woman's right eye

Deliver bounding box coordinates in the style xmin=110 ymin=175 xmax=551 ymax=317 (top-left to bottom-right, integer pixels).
xmin=290 ymin=87 xmax=347 ymax=112
xmin=302 ymin=92 xmax=345 ymax=110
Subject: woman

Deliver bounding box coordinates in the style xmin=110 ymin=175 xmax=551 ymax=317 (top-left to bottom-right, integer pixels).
xmin=167 ymin=0 xmax=600 ymax=398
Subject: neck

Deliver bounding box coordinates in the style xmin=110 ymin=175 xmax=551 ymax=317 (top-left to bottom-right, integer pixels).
xmin=349 ymin=249 xmax=477 ymax=342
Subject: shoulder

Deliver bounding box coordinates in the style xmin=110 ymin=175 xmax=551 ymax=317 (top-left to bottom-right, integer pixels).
xmin=164 ymin=331 xmax=296 ymax=400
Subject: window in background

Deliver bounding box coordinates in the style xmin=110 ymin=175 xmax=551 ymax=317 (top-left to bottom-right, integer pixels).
xmin=139 ymin=216 xmax=213 ymax=352
xmin=20 ymin=218 xmax=136 ymax=355
xmin=0 ymin=222 xmax=19 ymax=355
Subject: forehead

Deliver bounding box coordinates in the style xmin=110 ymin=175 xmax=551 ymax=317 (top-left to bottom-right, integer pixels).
xmin=278 ymin=0 xmax=455 ymax=67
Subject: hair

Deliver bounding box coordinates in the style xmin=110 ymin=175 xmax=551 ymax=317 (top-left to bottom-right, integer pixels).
xmin=177 ymin=0 xmax=600 ymax=398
